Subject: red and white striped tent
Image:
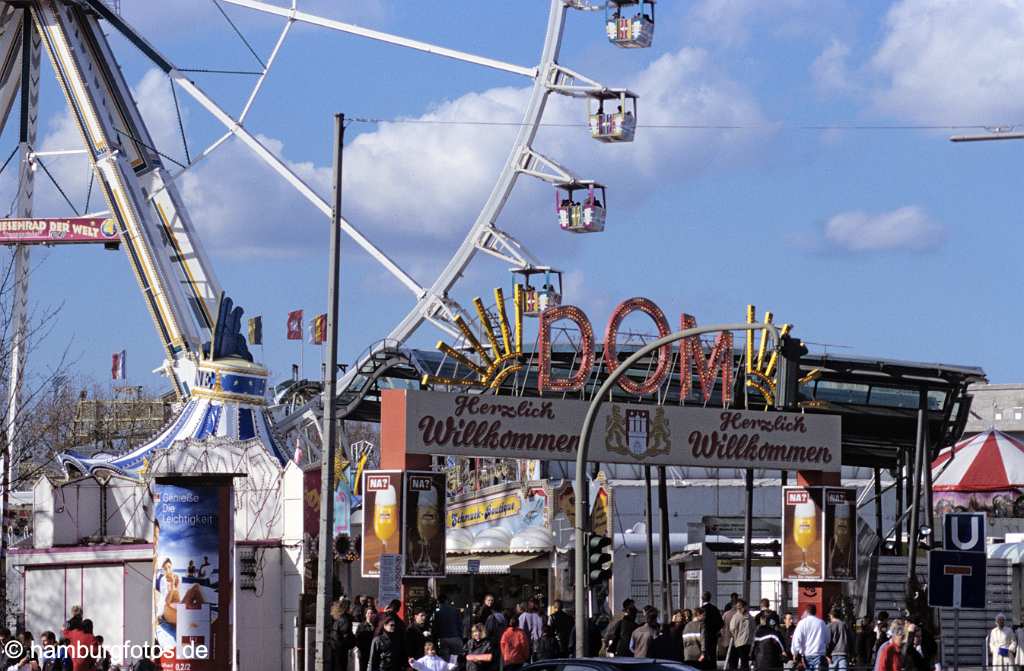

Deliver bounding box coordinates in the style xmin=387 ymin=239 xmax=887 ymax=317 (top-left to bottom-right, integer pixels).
xmin=932 ymin=429 xmax=1024 ymax=492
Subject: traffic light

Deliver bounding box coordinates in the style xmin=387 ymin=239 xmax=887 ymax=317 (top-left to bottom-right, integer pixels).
xmin=777 ymin=333 xmax=808 ymax=410
xmin=588 ymin=534 xmax=613 ymax=584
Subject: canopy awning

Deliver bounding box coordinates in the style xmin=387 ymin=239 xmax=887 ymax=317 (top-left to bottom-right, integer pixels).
xmin=989 ymin=542 xmax=1024 ymax=563
xmin=933 ymin=429 xmax=1024 ymax=492
xmin=446 ymin=553 xmax=550 ymax=575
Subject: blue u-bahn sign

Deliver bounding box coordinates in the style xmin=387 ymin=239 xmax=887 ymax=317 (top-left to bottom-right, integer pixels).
xmin=928 ymin=512 xmax=988 ymax=610
xmin=943 ymin=512 xmax=987 ymax=553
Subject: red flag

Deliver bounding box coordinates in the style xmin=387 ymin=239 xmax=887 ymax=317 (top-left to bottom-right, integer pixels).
xmin=287 ymin=309 xmax=303 ymax=340
xmin=310 ymin=314 xmax=327 ymax=345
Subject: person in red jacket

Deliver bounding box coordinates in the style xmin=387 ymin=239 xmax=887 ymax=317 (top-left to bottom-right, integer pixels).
xmin=62 ymin=618 xmax=98 ymax=671
xmin=500 ymin=612 xmax=531 ymax=671
xmin=874 ymin=622 xmax=904 ymax=671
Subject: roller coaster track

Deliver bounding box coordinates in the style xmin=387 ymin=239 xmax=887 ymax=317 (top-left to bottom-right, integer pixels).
xmin=273 ymin=340 xmax=422 ymax=458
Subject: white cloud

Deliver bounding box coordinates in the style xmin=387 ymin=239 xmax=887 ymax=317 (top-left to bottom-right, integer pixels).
xmin=9 ymin=42 xmax=768 ymax=264
xmin=871 ymin=0 xmax=1024 ymax=123
xmin=822 ymin=206 xmax=945 ymax=253
xmin=177 ymin=44 xmax=767 ymax=259
xmin=811 ymin=39 xmax=857 ymax=95
xmin=687 ymin=0 xmax=844 ymax=46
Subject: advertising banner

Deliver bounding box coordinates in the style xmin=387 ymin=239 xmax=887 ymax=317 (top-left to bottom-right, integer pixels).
xmin=590 ymin=482 xmax=612 ymax=537
xmin=400 ymin=390 xmax=841 ymax=471
xmin=446 ymin=482 xmax=550 ymax=553
xmin=362 ymin=470 xmax=403 ymax=578
xmin=782 ymin=486 xmax=824 ymax=581
xmin=378 ymin=554 xmax=403 ymax=605
xmin=334 ymin=486 xmax=352 ymax=537
xmin=824 ymin=487 xmax=858 ymax=580
xmin=402 ymin=471 xmax=446 ymax=578
xmin=153 ymin=478 xmax=232 ymax=671
xmin=0 ymin=217 xmax=119 ymax=244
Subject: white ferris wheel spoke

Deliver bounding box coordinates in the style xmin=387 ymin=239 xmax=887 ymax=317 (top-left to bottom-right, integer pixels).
xmin=220 ymin=0 xmax=539 ymax=79
xmin=89 ymin=1 xmax=426 ymax=298
xmin=162 ymin=19 xmax=292 ymax=180
xmin=171 ymin=73 xmax=426 ymax=298
xmin=238 ymin=15 xmax=293 ymax=124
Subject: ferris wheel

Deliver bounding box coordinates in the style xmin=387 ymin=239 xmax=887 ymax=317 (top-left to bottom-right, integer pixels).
xmin=247 ymin=0 xmax=659 ymax=460
xmin=0 ymin=0 xmax=658 ymax=467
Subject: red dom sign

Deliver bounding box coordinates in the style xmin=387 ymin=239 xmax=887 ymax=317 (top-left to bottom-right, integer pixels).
xmin=538 ymin=297 xmax=734 ymax=403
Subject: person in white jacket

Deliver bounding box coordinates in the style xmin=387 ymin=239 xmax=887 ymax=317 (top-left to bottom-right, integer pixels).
xmin=791 ymin=605 xmax=830 ymax=671
xmin=989 ymin=614 xmax=1017 ymax=669
xmin=410 ymin=641 xmax=457 ymax=671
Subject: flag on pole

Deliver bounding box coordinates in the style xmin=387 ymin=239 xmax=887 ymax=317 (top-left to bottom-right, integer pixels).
xmin=247 ymin=316 xmax=263 ymax=346
xmin=287 ymin=310 xmax=303 ymax=340
xmin=111 ymin=350 xmax=126 ymax=380
xmin=310 ymin=313 xmax=327 ymax=345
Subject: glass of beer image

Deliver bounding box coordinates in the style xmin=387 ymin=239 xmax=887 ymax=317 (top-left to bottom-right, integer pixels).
xmin=414 ymin=488 xmax=441 ymax=569
xmin=831 ymin=503 xmax=852 ymax=577
xmin=374 ymin=484 xmax=398 ymax=555
xmin=793 ymin=501 xmax=818 ymax=576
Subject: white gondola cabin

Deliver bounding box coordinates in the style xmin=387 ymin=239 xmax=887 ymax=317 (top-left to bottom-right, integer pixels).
xmin=588 ymin=89 xmax=638 ymax=143
xmin=606 ymin=0 xmax=655 ymax=48
xmin=511 ymin=267 xmax=563 ymax=317
xmin=556 ymin=182 xmax=606 ymax=234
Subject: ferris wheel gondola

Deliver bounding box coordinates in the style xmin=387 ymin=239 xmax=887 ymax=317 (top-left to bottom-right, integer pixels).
xmin=556 ymin=182 xmax=606 ymax=234
xmin=587 ymin=89 xmax=638 ymax=143
xmin=511 ymin=267 xmax=563 ymax=317
xmin=606 ymin=0 xmax=655 ymax=49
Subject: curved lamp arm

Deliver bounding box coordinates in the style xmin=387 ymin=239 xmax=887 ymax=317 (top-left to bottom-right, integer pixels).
xmin=573 ymin=322 xmax=781 ymax=656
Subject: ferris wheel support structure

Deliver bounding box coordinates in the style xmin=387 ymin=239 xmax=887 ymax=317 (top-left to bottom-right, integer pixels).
xmin=0 ymin=7 xmax=37 ymax=623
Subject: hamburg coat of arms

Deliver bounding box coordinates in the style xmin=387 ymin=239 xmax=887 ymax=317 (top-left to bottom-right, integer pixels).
xmin=604 ymin=405 xmax=671 ymax=460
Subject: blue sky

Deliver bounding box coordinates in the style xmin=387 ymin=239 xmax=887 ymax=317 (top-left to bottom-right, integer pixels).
xmin=8 ymin=0 xmax=1024 ymax=395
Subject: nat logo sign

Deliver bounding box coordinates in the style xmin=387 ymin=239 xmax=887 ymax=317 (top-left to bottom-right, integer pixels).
xmin=367 ymin=475 xmax=391 ymax=491
xmin=408 ymin=476 xmax=434 ymax=491
xmin=826 ymin=491 xmax=848 ymax=505
xmin=786 ymin=490 xmax=809 ymax=505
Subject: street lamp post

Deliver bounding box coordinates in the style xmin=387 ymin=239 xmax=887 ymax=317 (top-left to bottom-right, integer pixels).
xmin=572 ymin=322 xmax=781 ymax=657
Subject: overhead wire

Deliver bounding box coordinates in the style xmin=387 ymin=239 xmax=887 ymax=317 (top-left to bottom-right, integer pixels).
xmin=29 ymin=148 xmax=80 ymax=216
xmin=168 ymin=77 xmax=192 ymax=165
xmin=112 ymin=126 xmax=188 ymax=170
xmin=210 ymin=0 xmax=267 ymax=70
xmin=179 ymin=67 xmax=264 ymax=76
xmin=84 ymin=169 xmax=94 ymax=214
xmin=348 ymin=116 xmax=1019 ymax=132
xmin=0 ymin=146 xmax=18 ymax=178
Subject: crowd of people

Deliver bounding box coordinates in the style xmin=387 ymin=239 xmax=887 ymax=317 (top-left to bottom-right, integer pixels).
xmin=328 ymin=594 xmax=580 ymax=671
xmin=0 ymin=605 xmax=116 ymax=671
xmin=609 ymin=593 xmax=938 ymax=671
xmin=326 ymin=591 xmax=943 ymax=671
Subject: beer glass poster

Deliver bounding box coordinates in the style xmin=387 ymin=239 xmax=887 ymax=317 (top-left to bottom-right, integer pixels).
xmin=402 ymin=471 xmax=446 ymax=578
xmin=782 ymin=486 xmax=824 ymax=580
xmin=824 ymin=487 xmax=858 ymax=581
xmin=362 ymin=470 xmax=403 ymax=578
xmin=153 ymin=481 xmax=230 ymax=671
